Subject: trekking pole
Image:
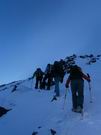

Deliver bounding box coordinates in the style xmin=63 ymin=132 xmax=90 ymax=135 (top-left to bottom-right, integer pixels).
xmin=87 ymin=73 xmax=93 ymax=103
xmin=62 ymin=88 xmax=68 ymax=110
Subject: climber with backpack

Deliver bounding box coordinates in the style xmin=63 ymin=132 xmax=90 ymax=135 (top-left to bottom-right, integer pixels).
xmin=52 ymin=61 xmax=65 ymax=97
xmin=42 ymin=64 xmax=53 ymax=90
xmin=32 ymin=68 xmax=44 ymax=89
xmin=65 ymin=65 xmax=90 ymax=113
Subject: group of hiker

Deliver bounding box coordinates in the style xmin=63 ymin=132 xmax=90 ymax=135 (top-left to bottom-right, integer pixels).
xmin=32 ymin=59 xmax=91 ymax=113
xmin=32 ymin=59 xmax=66 ymax=94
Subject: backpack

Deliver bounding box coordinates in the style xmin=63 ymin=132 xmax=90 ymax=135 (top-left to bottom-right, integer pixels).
xmin=45 ymin=64 xmax=52 ymax=74
xmin=52 ymin=61 xmax=64 ymax=77
xmin=69 ymin=65 xmax=83 ymax=80
xmin=35 ymin=69 xmax=43 ymax=78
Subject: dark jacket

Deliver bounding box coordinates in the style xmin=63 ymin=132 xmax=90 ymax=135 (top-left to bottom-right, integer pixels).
xmin=66 ymin=65 xmax=90 ymax=87
xmin=33 ymin=68 xmax=44 ymax=79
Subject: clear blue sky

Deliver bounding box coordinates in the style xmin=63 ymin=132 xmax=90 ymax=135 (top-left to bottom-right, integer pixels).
xmin=0 ymin=0 xmax=101 ymax=84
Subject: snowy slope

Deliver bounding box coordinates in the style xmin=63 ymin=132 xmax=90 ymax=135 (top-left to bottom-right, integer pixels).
xmin=0 ymin=61 xmax=101 ymax=135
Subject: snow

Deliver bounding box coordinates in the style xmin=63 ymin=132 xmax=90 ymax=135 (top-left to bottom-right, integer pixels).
xmin=0 ymin=62 xmax=101 ymax=135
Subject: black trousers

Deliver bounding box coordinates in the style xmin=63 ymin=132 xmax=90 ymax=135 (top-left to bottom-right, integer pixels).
xmin=35 ymin=77 xmax=42 ymax=89
xmin=43 ymin=74 xmax=53 ymax=90
xmin=71 ymin=79 xmax=84 ymax=109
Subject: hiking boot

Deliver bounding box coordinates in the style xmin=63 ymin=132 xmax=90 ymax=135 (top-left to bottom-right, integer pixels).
xmin=76 ymin=106 xmax=82 ymax=113
xmin=72 ymin=108 xmax=77 ymax=112
xmin=35 ymin=86 xmax=38 ymax=89
xmin=47 ymin=87 xmax=50 ymax=90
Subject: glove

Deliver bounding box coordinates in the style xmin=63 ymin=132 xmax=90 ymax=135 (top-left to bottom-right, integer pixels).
xmin=28 ymin=76 xmax=33 ymax=80
xmin=88 ymin=79 xmax=91 ymax=82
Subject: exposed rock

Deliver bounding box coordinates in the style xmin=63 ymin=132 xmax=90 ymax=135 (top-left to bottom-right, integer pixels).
xmin=0 ymin=106 xmax=12 ymax=117
xmin=51 ymin=96 xmax=57 ymax=102
xmin=32 ymin=131 xmax=38 ymax=135
xmin=12 ymin=85 xmax=17 ymax=92
xmin=50 ymin=129 xmax=56 ymax=135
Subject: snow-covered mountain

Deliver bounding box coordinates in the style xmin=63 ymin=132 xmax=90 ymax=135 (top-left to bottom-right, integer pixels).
xmin=0 ymin=54 xmax=101 ymax=135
